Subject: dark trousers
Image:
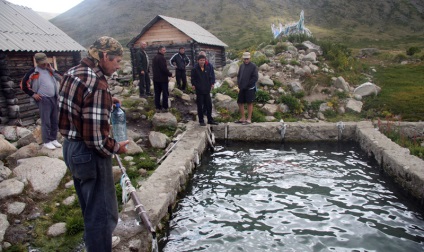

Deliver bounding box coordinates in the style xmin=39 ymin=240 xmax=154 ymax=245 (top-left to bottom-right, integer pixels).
xmin=63 ymin=140 xmax=118 ymax=252
xmin=37 ymin=96 xmax=58 ymax=144
xmin=138 ymin=72 xmax=151 ymax=95
xmin=196 ymin=93 xmax=213 ymax=123
xmin=154 ymin=81 xmax=169 ymax=109
xmin=175 ymin=69 xmax=187 ymax=90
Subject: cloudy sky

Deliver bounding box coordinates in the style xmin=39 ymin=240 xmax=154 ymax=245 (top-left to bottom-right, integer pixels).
xmin=7 ymin=0 xmax=83 ymax=14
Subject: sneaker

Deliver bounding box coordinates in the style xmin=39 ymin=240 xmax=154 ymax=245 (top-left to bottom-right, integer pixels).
xmin=162 ymin=108 xmax=169 ymax=113
xmin=146 ymin=93 xmax=153 ymax=97
xmin=51 ymin=140 xmax=62 ymax=148
xmin=43 ymin=142 xmax=56 ymax=150
xmin=208 ymin=121 xmax=219 ymax=125
xmin=199 ymin=122 xmax=206 ymax=126
xmin=155 ymin=109 xmax=161 ymax=113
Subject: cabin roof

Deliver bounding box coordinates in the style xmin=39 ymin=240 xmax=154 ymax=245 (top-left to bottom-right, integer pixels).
xmin=128 ymin=15 xmax=228 ymax=48
xmin=0 ymin=0 xmax=86 ymax=52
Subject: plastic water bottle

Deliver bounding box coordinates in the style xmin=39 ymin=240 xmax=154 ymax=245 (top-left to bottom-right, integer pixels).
xmin=111 ymin=103 xmax=127 ymax=143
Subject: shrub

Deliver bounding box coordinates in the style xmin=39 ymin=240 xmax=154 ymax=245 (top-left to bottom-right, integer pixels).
xmin=393 ymin=53 xmax=408 ymax=63
xmin=256 ymin=89 xmax=271 ymax=103
xmin=406 ymin=46 xmax=421 ymax=56
xmin=278 ymin=94 xmax=303 ymax=114
xmin=66 ymin=215 xmax=84 ymax=235
xmin=287 ymin=34 xmax=316 ymax=44
xmin=280 ymin=58 xmax=288 ymax=65
xmin=251 ymin=55 xmax=270 ymax=66
xmin=275 ymin=44 xmax=287 ymax=54
xmin=290 ymin=59 xmax=300 ymax=66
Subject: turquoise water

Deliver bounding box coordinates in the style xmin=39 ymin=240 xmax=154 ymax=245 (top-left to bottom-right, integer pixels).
xmin=160 ymin=142 xmax=424 ymax=252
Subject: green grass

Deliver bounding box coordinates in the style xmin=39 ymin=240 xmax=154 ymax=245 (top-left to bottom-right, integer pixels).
xmin=363 ymin=63 xmax=424 ymax=121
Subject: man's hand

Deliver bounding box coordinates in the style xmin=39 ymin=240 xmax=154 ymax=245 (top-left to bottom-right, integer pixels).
xmin=117 ymin=140 xmax=130 ymax=154
xmin=141 ymin=70 xmax=145 ymax=75
xmin=32 ymin=93 xmax=42 ymax=101
xmin=112 ymin=97 xmax=121 ymax=106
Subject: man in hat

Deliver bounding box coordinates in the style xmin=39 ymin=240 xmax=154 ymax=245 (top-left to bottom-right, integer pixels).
xmin=135 ymin=41 xmax=152 ymax=97
xmin=235 ymin=52 xmax=258 ymax=125
xmin=21 ymin=52 xmax=62 ymax=150
xmin=58 ymin=36 xmax=129 ymax=251
xmin=170 ymin=47 xmax=190 ymax=91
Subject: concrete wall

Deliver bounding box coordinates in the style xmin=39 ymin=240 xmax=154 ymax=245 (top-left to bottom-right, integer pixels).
xmin=114 ymin=121 xmax=424 ymax=251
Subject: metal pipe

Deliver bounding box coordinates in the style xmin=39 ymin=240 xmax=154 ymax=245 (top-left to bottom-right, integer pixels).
xmin=115 ymin=155 xmax=156 ymax=238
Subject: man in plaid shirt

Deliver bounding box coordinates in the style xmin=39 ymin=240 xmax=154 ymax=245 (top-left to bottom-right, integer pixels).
xmin=58 ymin=36 xmax=129 ymax=252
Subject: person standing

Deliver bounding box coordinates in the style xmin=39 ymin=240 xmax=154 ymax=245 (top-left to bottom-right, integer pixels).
xmin=169 ymin=47 xmax=190 ymax=91
xmin=191 ymin=54 xmax=218 ymax=126
xmin=152 ymin=45 xmax=172 ymax=112
xmin=236 ymin=52 xmax=258 ymax=125
xmin=58 ymin=36 xmax=129 ymax=252
xmin=20 ymin=52 xmax=62 ymax=150
xmin=135 ymin=41 xmax=152 ymax=97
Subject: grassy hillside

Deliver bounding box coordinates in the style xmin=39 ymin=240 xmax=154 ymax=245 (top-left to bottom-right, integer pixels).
xmin=51 ymin=0 xmax=424 ymax=50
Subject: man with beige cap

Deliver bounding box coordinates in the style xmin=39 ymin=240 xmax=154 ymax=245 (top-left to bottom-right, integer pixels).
xmin=20 ymin=52 xmax=62 ymax=150
xmin=236 ymin=52 xmax=258 ymax=124
xmin=59 ymin=36 xmax=129 ymax=252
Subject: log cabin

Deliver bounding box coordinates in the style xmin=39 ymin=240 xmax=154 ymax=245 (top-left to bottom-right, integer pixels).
xmin=127 ymin=15 xmax=228 ymax=81
xmin=0 ymin=0 xmax=85 ymax=126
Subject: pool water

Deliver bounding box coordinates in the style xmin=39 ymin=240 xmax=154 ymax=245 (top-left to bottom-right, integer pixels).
xmin=160 ymin=142 xmax=424 ymax=252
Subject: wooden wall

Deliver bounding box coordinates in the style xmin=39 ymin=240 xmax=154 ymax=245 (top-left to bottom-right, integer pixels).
xmin=138 ymin=19 xmax=192 ymax=45
xmin=0 ymin=51 xmax=81 ymax=125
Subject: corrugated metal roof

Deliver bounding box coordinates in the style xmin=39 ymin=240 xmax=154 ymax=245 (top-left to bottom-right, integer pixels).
xmin=159 ymin=15 xmax=228 ymax=47
xmin=0 ymin=0 xmax=85 ymax=52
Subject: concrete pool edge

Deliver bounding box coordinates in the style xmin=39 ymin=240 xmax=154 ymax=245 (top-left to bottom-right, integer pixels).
xmin=113 ymin=121 xmax=424 ymax=251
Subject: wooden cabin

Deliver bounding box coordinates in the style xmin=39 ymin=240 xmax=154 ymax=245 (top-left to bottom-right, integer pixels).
xmin=0 ymin=0 xmax=85 ymax=126
xmin=127 ymin=15 xmax=228 ymax=80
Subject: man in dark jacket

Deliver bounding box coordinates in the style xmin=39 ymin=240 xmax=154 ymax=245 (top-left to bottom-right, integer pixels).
xmin=236 ymin=52 xmax=258 ymax=125
xmin=152 ymin=45 xmax=172 ymax=112
xmin=191 ymin=55 xmax=218 ymax=126
xmin=135 ymin=41 xmax=151 ymax=97
xmin=170 ymin=47 xmax=190 ymax=91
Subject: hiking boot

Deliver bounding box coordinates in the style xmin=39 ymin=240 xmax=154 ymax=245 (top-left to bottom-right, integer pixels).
xmin=146 ymin=93 xmax=153 ymax=97
xmin=208 ymin=120 xmax=219 ymax=125
xmin=162 ymin=108 xmax=169 ymax=113
xmin=199 ymin=122 xmax=206 ymax=126
xmin=155 ymin=109 xmax=161 ymax=113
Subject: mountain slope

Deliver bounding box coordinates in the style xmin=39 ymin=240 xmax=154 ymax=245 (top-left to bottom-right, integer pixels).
xmin=51 ymin=0 xmax=424 ymax=49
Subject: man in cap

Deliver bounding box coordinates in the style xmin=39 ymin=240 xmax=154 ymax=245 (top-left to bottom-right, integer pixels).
xmin=58 ymin=36 xmax=129 ymax=251
xmin=135 ymin=41 xmax=152 ymax=97
xmin=235 ymin=52 xmax=258 ymax=125
xmin=170 ymin=47 xmax=190 ymax=91
xmin=20 ymin=52 xmax=62 ymax=150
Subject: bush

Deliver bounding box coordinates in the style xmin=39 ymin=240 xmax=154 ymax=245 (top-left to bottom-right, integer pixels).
xmin=251 ymin=55 xmax=270 ymax=66
xmin=66 ymin=215 xmax=84 ymax=235
xmin=394 ymin=53 xmax=408 ymax=63
xmin=275 ymin=44 xmax=287 ymax=54
xmin=278 ymin=94 xmax=303 ymax=114
xmin=280 ymin=58 xmax=288 ymax=65
xmin=406 ymin=46 xmax=421 ymax=56
xmin=287 ymin=34 xmax=316 ymax=44
xmin=256 ymin=89 xmax=271 ymax=103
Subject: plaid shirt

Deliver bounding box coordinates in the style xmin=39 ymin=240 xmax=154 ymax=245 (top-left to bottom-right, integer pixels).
xmin=58 ymin=58 xmax=119 ymax=157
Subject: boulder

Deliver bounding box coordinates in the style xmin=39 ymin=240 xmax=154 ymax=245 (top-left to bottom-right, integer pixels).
xmin=222 ymin=62 xmax=239 ymax=78
xmin=152 ymin=112 xmax=178 ymax=129
xmin=13 ymin=156 xmax=67 ymax=194
xmin=353 ymin=82 xmax=381 ymax=97
xmin=333 ymin=76 xmax=350 ymax=92
xmin=261 ymin=104 xmax=279 ymax=116
xmin=47 ymin=222 xmax=67 ymax=237
xmin=0 ymin=137 xmax=17 ymax=160
xmin=0 ymin=178 xmax=24 ymax=199
xmin=149 ymin=131 xmax=169 ymax=149
xmin=289 ymin=81 xmax=304 ymax=94
xmin=302 ymin=52 xmax=317 ymax=62
xmin=346 ymin=99 xmax=363 ymax=113
xmin=0 ymin=213 xmax=9 ymax=242
xmin=302 ymin=41 xmax=323 ymax=55
xmin=6 ymin=143 xmax=40 ymax=169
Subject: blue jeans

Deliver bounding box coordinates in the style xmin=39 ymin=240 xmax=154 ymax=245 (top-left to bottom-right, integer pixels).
xmin=63 ymin=139 xmax=118 ymax=252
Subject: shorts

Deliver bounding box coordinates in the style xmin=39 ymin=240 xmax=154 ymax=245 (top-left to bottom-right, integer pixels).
xmin=237 ymin=88 xmax=256 ymax=104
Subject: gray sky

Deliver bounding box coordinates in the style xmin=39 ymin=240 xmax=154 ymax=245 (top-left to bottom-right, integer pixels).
xmin=7 ymin=0 xmax=83 ymax=13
